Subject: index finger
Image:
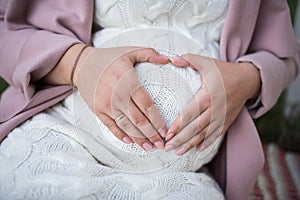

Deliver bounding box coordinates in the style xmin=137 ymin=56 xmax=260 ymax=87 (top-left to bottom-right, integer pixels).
xmin=131 ymin=86 xmax=167 ymax=137
xmin=127 ymin=48 xmax=169 ymax=65
xmin=166 ymin=86 xmax=210 ymax=140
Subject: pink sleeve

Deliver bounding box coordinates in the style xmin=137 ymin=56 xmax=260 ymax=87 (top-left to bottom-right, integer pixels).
xmin=216 ymin=1 xmax=299 ymax=198
xmin=236 ymin=0 xmax=299 ymax=118
xmin=237 ymin=50 xmax=299 ymax=118
xmin=0 ymin=0 xmax=93 ymax=99
xmin=0 ymin=0 xmax=94 ymax=140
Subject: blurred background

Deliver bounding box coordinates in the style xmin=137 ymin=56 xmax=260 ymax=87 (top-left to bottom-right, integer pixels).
xmin=255 ymin=0 xmax=300 ymax=152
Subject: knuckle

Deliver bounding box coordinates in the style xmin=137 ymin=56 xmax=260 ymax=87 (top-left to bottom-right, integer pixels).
xmin=142 ymin=103 xmax=153 ymax=114
xmin=200 ymin=130 xmax=208 ymax=139
xmin=152 ymin=120 xmax=164 ymax=131
xmin=148 ymin=135 xmax=160 ymax=142
xmin=131 ymin=86 xmax=143 ymax=97
xmin=170 ymin=115 xmax=182 ymax=131
xmin=192 ymin=124 xmax=199 ymax=135
xmin=95 ymin=107 xmax=105 ymax=116
xmin=103 ymin=120 xmax=115 ymax=131
xmin=120 ymin=120 xmax=131 ymax=130
xmin=131 ymin=137 xmax=146 ymax=145
xmin=170 ymin=138 xmax=181 ymax=147
xmin=190 ymin=140 xmax=198 ymax=147
xmin=181 ymin=112 xmax=193 ymax=126
xmin=132 ymin=116 xmax=148 ymax=127
xmin=191 ymin=135 xmax=201 ymax=146
xmin=122 ymin=121 xmax=131 ymax=130
xmin=202 ymin=96 xmax=211 ymax=107
xmin=113 ymin=130 xmax=125 ymax=139
xmin=142 ymin=127 xmax=159 ymax=139
xmin=97 ymin=103 xmax=112 ymax=116
xmin=144 ymin=47 xmax=156 ymax=54
xmin=196 ymin=120 xmax=204 ymax=132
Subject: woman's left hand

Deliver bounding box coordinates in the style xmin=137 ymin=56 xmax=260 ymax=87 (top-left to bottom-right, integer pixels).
xmin=164 ymin=54 xmax=261 ymax=155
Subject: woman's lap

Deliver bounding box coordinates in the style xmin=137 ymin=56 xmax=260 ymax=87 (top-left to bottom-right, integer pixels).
xmin=0 ymin=101 xmax=224 ymax=200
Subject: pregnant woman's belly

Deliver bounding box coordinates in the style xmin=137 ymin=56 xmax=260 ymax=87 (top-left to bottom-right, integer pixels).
xmin=70 ymin=28 xmax=224 ymax=174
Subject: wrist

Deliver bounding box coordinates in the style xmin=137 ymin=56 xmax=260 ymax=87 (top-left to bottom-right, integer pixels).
xmin=70 ymin=45 xmax=93 ymax=85
xmin=238 ymin=62 xmax=261 ymax=100
xmin=72 ymin=45 xmax=93 ymax=85
xmin=41 ymin=43 xmax=92 ymax=85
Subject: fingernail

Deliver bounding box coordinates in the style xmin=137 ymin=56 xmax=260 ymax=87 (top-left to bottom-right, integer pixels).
xmin=154 ymin=141 xmax=164 ymax=149
xmin=169 ymin=56 xmax=182 ymax=61
xmin=199 ymin=143 xmax=206 ymax=151
xmin=170 ymin=56 xmax=188 ymax=65
xmin=158 ymin=127 xmax=167 ymax=137
xmin=165 ymin=132 xmax=175 ymax=141
xmin=122 ymin=136 xmax=132 ymax=144
xmin=165 ymin=144 xmax=174 ymax=152
xmin=142 ymin=143 xmax=153 ymax=151
xmin=175 ymin=146 xmax=186 ymax=156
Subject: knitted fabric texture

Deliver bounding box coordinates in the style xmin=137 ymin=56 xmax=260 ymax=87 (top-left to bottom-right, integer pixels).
xmin=0 ymin=0 xmax=228 ymax=199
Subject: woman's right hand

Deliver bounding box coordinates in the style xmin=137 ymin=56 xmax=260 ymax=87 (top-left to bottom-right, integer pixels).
xmin=73 ymin=45 xmax=169 ymax=151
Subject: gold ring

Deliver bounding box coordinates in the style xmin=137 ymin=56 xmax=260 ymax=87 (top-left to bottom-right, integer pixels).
xmin=114 ymin=114 xmax=125 ymax=122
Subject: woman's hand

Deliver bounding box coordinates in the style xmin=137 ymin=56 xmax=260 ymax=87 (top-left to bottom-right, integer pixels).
xmin=164 ymin=54 xmax=261 ymax=155
xmin=73 ymin=46 xmax=170 ymax=151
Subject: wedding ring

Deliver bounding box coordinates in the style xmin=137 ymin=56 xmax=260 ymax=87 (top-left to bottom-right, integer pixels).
xmin=114 ymin=114 xmax=125 ymax=122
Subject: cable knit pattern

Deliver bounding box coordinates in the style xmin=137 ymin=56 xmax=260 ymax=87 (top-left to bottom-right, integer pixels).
xmin=93 ymin=0 xmax=229 ymax=58
xmin=0 ymin=0 xmax=228 ymax=199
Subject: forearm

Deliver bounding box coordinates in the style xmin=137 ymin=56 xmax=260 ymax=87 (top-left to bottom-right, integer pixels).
xmin=0 ymin=0 xmax=92 ymax=98
xmin=0 ymin=14 xmax=80 ymax=93
xmin=0 ymin=26 xmax=79 ymax=87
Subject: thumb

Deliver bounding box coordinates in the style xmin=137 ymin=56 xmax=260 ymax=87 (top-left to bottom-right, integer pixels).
xmin=169 ymin=54 xmax=199 ymax=69
xmin=170 ymin=53 xmax=215 ymax=73
xmin=127 ymin=48 xmax=169 ymax=65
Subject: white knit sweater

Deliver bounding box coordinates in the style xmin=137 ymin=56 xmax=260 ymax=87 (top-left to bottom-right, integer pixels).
xmin=0 ymin=0 xmax=229 ymax=199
